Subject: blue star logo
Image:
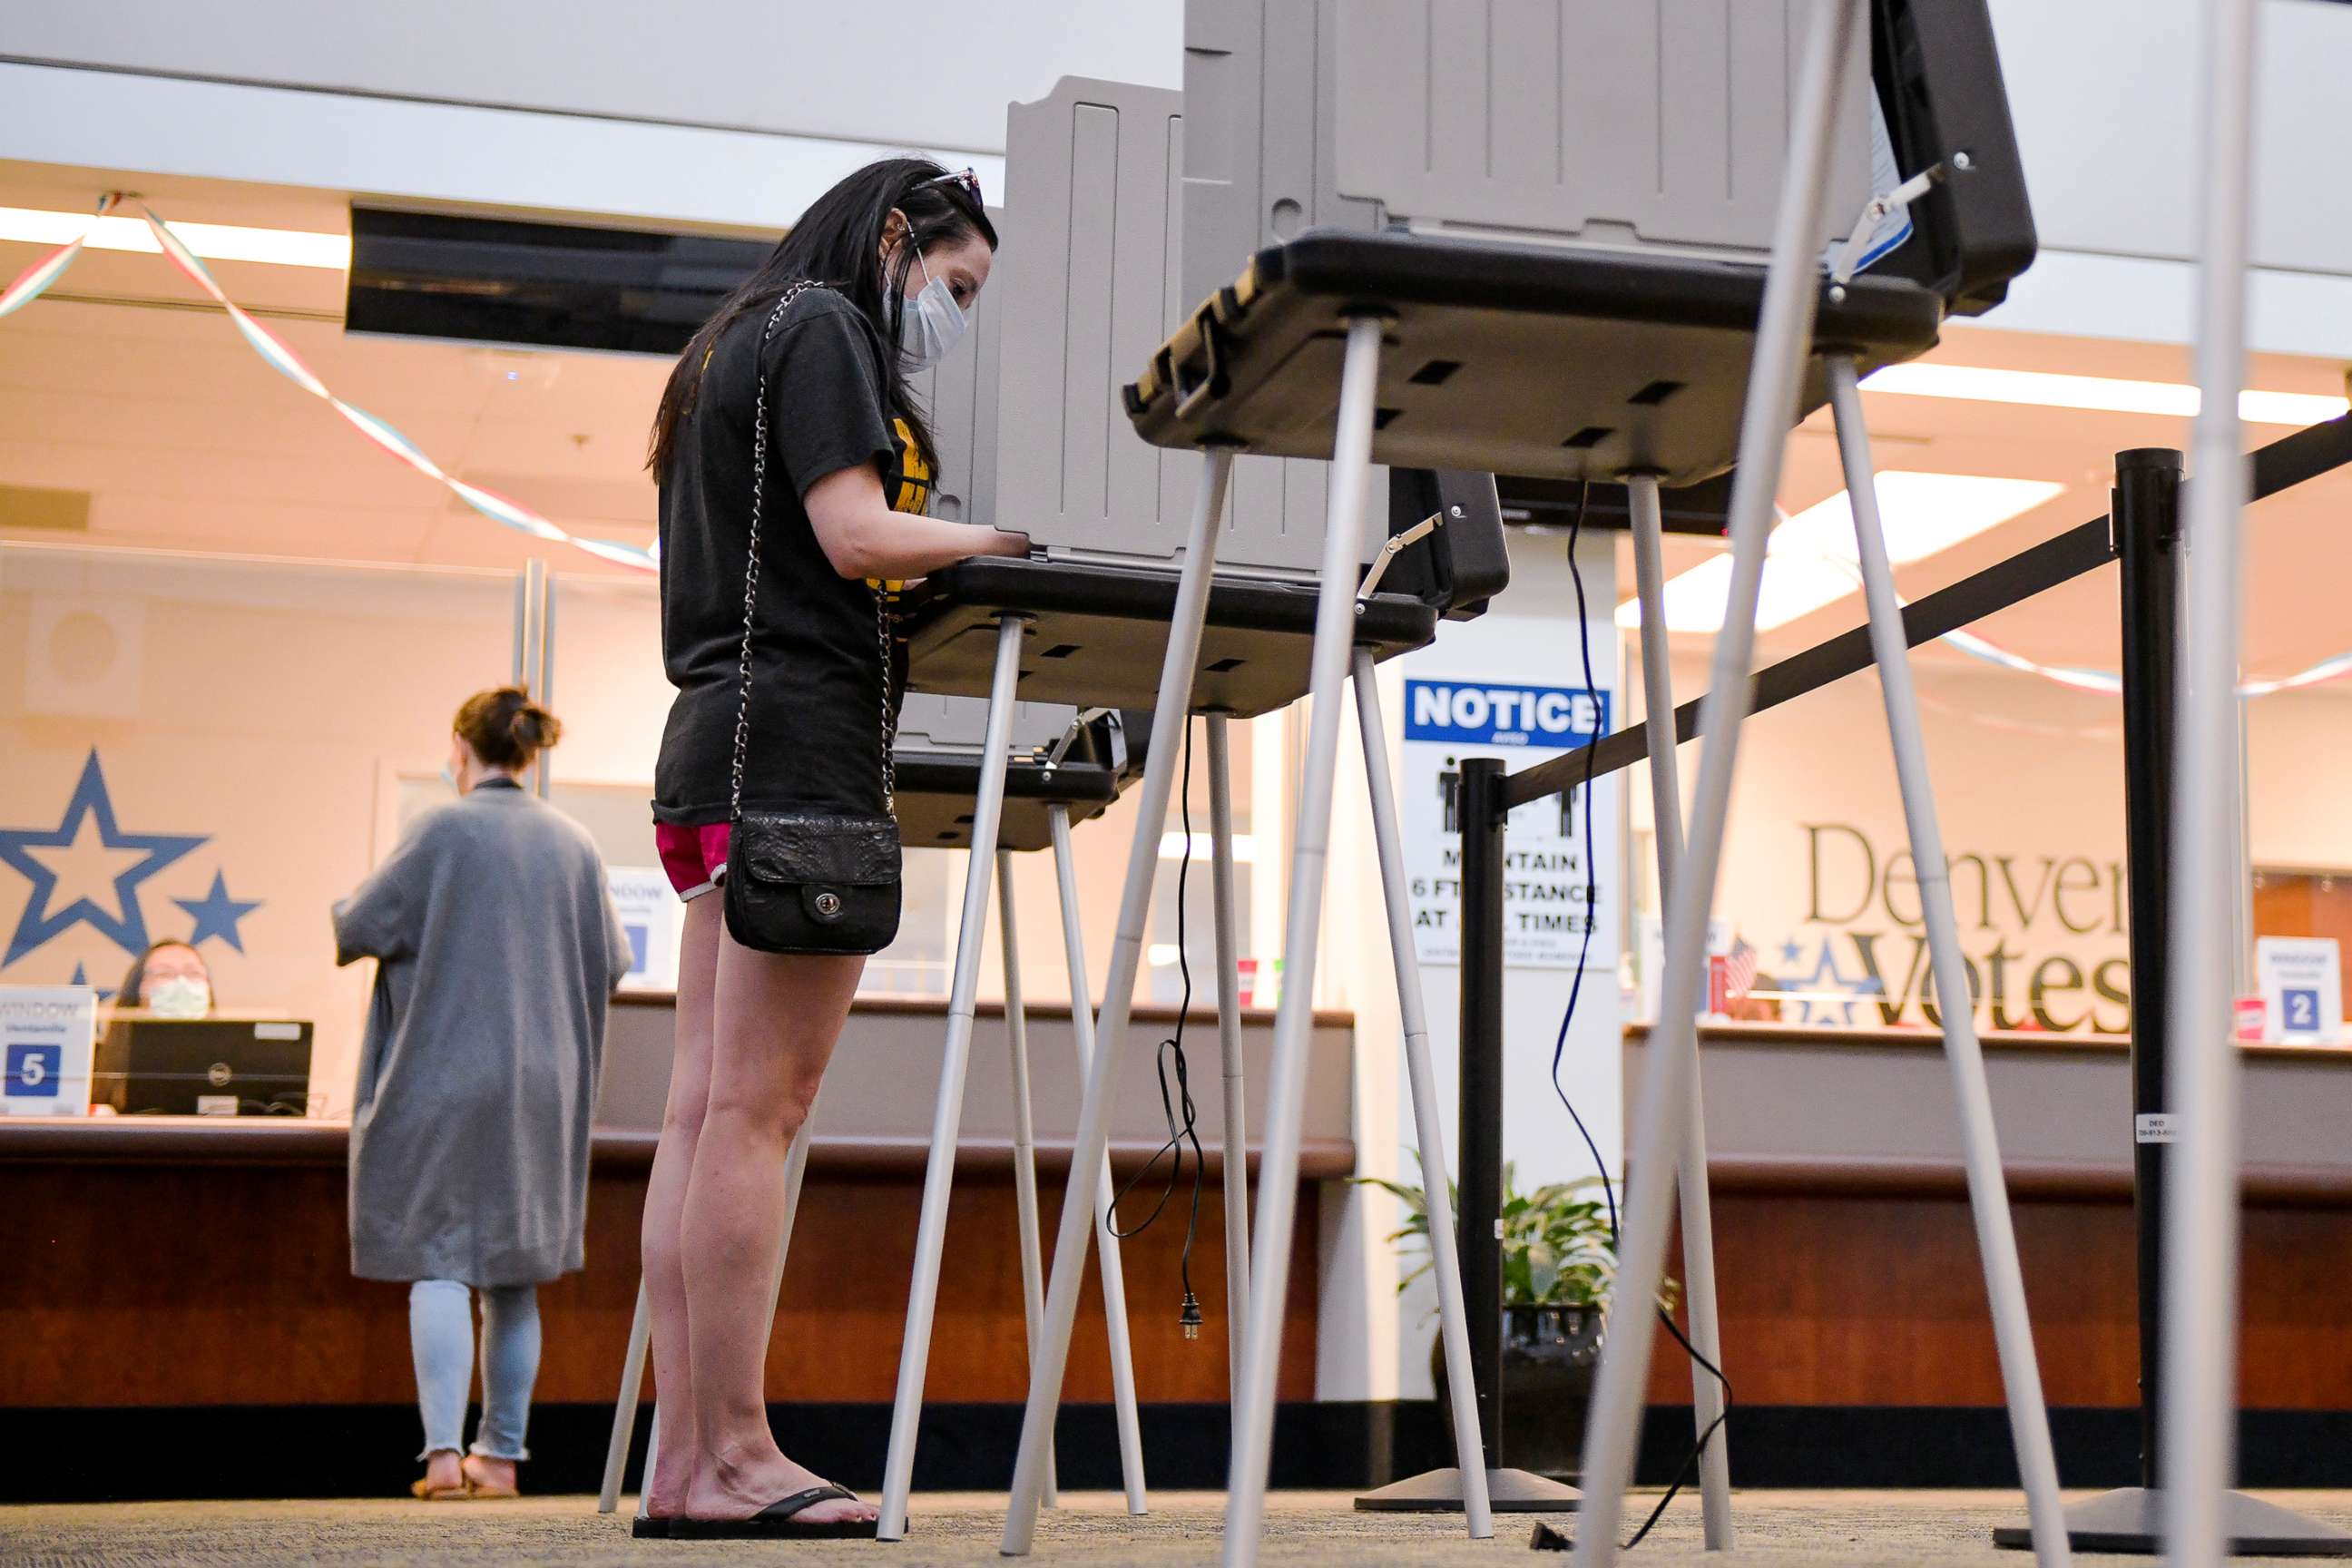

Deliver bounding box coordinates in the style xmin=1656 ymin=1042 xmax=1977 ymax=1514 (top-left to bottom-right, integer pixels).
xmin=1790 ymin=939 xmax=1882 ymax=1026
xmin=0 ymin=750 xmax=209 ymax=966
xmin=1779 ymin=939 xmax=1805 ymax=969
xmin=66 ymin=961 xmax=118 ymax=1003
xmin=175 ymin=870 xmax=261 ymax=954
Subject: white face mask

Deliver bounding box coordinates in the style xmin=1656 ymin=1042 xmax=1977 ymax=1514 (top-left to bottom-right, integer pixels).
xmin=147 ymin=975 xmax=211 ymax=1020
xmin=887 ymin=249 xmax=968 ymax=371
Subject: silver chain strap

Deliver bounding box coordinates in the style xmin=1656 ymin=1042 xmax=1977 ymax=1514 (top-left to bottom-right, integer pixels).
xmin=730 ymin=280 xmax=898 ymax=820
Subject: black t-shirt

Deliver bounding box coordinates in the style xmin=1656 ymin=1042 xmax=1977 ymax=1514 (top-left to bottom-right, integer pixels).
xmin=653 ymin=289 xmax=926 ymax=826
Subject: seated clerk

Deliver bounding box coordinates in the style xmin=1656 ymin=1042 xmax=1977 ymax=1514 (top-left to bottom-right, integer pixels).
xmin=114 ymin=939 xmax=216 ymax=1019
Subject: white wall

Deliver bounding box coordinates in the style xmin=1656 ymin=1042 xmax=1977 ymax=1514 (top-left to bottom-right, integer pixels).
xmin=1967 ymin=0 xmax=2352 ymax=357
xmin=0 ymin=3 xmax=1181 ymax=230
xmin=1 ymin=1 xmax=1183 ymax=154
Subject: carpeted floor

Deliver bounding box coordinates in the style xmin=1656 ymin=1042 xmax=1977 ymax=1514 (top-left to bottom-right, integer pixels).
xmin=6 ymin=1490 xmax=2351 ymax=1566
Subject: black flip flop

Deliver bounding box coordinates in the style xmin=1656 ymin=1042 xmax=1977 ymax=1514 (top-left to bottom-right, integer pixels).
xmin=629 ymin=1515 xmax=670 ymax=1539
xmin=667 ymin=1485 xmax=879 ymax=1540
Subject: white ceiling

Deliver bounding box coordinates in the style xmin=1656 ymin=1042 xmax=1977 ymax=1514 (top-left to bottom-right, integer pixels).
xmin=1644 ymin=324 xmax=2352 ymax=682
xmin=0 ymin=162 xmax=674 ymax=576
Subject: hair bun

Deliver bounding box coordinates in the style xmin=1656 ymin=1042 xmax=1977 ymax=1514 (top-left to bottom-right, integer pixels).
xmin=455 ymin=685 xmax=561 ymax=768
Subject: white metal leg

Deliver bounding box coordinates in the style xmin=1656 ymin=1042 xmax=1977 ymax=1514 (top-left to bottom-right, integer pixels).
xmin=1047 ymin=804 xmax=1151 ymax=1515
xmin=1827 ymin=362 xmax=2070 ymax=1567
xmin=599 ymin=1281 xmax=652 ymax=1512
xmin=1222 ymin=314 xmax=1388 ymax=1567
xmin=878 ymin=612 xmax=1028 ymax=1540
xmin=1572 ymin=4 xmax=1862 ymax=1561
xmin=619 ymin=1080 xmax=823 ymax=1516
xmin=2164 ymin=2 xmax=2257 ymax=1563
xmin=1350 ymin=645 xmax=1495 ymax=1538
xmin=1626 ymin=473 xmax=1734 ymax=1550
xmin=1002 ymin=449 xmax=1237 ymax=1555
xmin=997 ymin=848 xmax=1059 ymax=1510
xmin=1204 ymin=713 xmax=1253 ymax=1403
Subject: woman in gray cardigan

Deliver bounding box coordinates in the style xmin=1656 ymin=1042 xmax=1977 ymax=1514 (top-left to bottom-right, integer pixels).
xmin=334 ymin=687 xmax=632 ymax=1501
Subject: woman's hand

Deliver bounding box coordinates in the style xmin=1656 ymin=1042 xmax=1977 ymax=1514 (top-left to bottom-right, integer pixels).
xmin=807 ymin=464 xmax=1033 ymax=580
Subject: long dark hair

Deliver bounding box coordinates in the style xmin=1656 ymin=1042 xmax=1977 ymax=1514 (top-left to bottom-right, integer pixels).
xmin=647 ymin=157 xmax=996 ymax=479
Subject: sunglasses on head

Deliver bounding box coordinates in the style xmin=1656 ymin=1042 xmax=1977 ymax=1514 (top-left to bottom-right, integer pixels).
xmin=921 ymin=167 xmax=984 ymax=207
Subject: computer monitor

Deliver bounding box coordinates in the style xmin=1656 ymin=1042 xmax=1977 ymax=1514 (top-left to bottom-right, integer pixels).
xmin=93 ymin=1017 xmax=314 ymax=1116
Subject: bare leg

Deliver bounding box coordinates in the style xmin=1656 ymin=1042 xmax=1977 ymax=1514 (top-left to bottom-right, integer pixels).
xmin=638 ymin=892 xmax=720 ymax=1518
xmin=679 ymin=926 xmax=872 ymax=1525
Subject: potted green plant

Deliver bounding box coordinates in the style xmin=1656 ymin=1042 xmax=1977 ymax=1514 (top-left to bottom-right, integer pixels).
xmin=1356 ymin=1158 xmax=1672 ymax=1481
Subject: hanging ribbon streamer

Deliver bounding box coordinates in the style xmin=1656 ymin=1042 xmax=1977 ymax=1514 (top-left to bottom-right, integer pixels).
xmin=0 ymin=193 xmax=119 ymax=319
xmin=1 ymin=196 xmax=655 ymax=573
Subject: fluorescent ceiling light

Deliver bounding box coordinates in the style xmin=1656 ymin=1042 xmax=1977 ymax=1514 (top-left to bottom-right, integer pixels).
xmin=0 ymin=206 xmax=350 ymax=270
xmin=1619 ymin=472 xmax=2065 ymax=633
xmin=1862 ymin=362 xmax=2348 ymax=428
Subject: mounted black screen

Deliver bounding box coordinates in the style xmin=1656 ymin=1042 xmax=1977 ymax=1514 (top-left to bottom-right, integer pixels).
xmin=345 ymin=207 xmax=769 ymax=356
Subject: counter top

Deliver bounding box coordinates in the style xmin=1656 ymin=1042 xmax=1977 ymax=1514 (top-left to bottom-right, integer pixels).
xmin=0 ymin=1113 xmax=1355 ymax=1181
xmin=1625 ymin=1017 xmax=2352 ymax=1065
xmin=612 ymin=991 xmax=1355 ymax=1029
xmin=1621 ymin=1016 xmax=2352 ymax=1204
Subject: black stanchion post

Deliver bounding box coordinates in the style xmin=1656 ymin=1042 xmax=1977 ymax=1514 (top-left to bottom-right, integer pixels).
xmin=1357 ymin=757 xmax=1580 ymax=1514
xmin=2115 ymin=446 xmax=2183 ymax=1488
xmin=1995 ymin=447 xmax=2352 ymax=1553
xmin=1457 ymin=756 xmax=1508 ymax=1471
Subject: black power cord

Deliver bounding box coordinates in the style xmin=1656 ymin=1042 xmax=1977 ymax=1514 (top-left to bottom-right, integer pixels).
xmin=1546 ymin=481 xmax=1735 ymax=1552
xmin=1107 ymin=720 xmax=1207 ymax=1337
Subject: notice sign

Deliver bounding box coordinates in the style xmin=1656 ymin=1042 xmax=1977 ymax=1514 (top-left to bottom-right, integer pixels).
xmin=1401 ymin=678 xmax=1613 ymax=970
xmin=1 ymin=985 xmax=97 ymax=1116
xmin=608 ymin=867 xmax=681 ymax=995
xmin=2257 ymin=936 xmax=2342 ymax=1044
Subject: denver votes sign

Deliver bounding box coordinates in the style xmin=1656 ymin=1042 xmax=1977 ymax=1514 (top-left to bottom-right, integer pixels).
xmin=1400 ymin=679 xmax=1613 ymax=970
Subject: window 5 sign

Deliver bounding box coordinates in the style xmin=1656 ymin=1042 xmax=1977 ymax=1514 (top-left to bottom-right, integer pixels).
xmin=1399 ymin=679 xmax=1614 ymax=971
xmin=1 ymin=985 xmax=97 ymax=1116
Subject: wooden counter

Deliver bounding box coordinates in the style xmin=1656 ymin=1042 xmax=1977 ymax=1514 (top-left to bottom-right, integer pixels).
xmin=1624 ymin=1021 xmax=2352 ymax=1411
xmin=0 ymin=993 xmax=1357 ymax=1420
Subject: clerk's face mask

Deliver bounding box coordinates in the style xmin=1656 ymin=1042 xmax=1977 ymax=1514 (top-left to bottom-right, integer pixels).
xmin=147 ymin=975 xmax=211 ymax=1019
xmin=884 ymin=243 xmax=969 ymax=371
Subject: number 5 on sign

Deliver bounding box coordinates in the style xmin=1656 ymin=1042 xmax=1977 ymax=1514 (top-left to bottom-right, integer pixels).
xmin=0 ymin=986 xmax=97 ymax=1116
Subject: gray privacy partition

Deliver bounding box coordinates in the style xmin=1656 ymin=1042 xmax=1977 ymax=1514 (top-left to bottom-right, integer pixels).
xmin=989 ymin=76 xmax=1377 ymax=579
xmin=1183 ymin=0 xmax=1869 ymax=267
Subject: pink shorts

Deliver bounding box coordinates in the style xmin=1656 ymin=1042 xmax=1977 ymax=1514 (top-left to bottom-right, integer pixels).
xmin=656 ymin=822 xmax=732 ymax=901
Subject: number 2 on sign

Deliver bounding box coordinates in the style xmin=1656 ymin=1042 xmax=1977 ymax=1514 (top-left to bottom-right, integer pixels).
xmin=2285 ymin=988 xmax=2321 ymax=1032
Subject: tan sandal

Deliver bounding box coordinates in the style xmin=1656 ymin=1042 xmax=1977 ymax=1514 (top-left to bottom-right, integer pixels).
xmin=412 ymin=1447 xmax=472 ymax=1500
xmin=462 ymin=1454 xmax=521 ymax=1500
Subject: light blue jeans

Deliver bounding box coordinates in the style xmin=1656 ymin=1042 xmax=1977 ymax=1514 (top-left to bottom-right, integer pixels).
xmin=408 ymin=1279 xmax=541 ymax=1462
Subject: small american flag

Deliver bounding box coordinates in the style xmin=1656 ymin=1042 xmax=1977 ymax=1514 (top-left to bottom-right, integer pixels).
xmin=1725 ymin=936 xmax=1759 ymax=997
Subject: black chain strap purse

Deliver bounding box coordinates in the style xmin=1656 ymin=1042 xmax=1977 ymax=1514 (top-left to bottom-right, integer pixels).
xmin=721 ymin=281 xmax=904 ymax=956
